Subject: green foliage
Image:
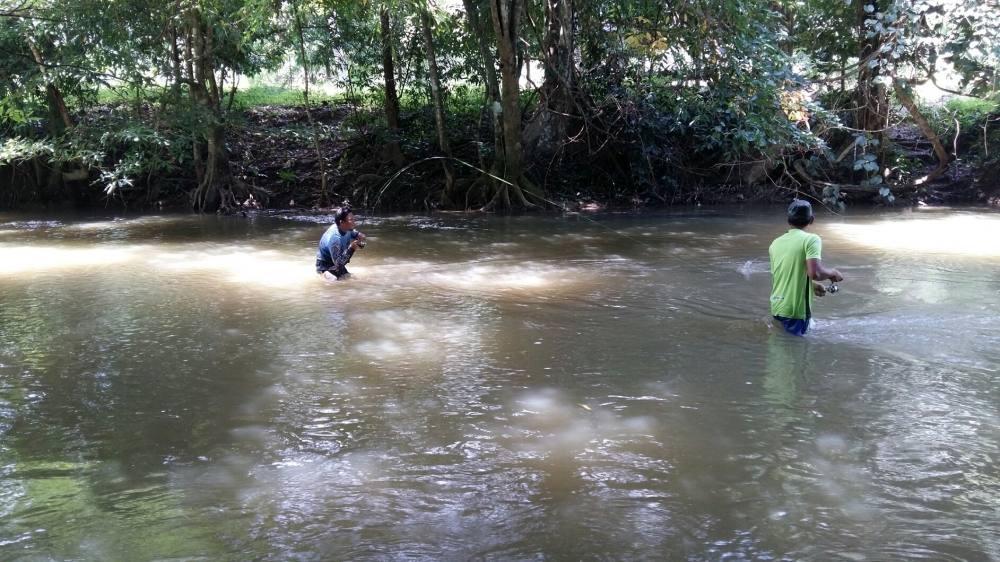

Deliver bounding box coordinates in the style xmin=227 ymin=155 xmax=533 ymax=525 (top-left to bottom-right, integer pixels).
xmin=864 ymin=0 xmax=999 ymax=94
xmin=92 ymin=125 xmax=181 ymax=194
xmin=91 ymin=121 xmax=187 ymax=192
xmin=277 ymin=168 xmax=296 ymax=183
xmin=2 ymin=0 xmax=999 ymax=209
xmin=0 ymin=137 xmax=56 ymax=164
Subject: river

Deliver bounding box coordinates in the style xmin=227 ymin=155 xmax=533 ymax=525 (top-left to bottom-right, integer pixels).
xmin=0 ymin=207 xmax=997 ymax=560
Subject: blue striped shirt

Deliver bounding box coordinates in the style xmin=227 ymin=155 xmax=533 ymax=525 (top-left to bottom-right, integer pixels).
xmin=315 ymin=225 xmax=359 ymax=273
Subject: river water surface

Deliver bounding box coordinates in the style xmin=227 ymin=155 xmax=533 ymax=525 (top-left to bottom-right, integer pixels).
xmin=0 ymin=208 xmax=997 ymax=560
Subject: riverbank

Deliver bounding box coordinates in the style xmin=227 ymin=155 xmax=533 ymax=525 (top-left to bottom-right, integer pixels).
xmin=2 ymin=100 xmax=997 ymax=213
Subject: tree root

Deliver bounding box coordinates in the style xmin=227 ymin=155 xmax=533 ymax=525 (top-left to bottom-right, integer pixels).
xmin=893 ymin=79 xmax=951 ymax=186
xmin=480 ymin=174 xmax=537 ymax=211
xmin=791 ymin=160 xmax=872 ymax=194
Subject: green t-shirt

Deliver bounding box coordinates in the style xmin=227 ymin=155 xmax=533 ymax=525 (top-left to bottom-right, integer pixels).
xmin=769 ymin=228 xmax=822 ymax=320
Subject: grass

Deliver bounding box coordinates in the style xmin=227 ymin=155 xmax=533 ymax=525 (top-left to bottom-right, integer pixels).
xmin=75 ymin=82 xmax=494 ymax=117
xmin=230 ymin=85 xmax=345 ymax=107
xmin=924 ymin=96 xmax=999 ymax=144
xmin=84 ymin=84 xmax=348 ymax=109
xmin=944 ymin=97 xmax=999 ymax=115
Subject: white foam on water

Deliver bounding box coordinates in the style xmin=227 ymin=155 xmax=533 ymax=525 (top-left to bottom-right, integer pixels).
xmin=64 ymin=216 xmax=178 ymax=231
xmin=350 ymin=309 xmax=480 ymax=363
xmin=737 ymin=259 xmax=769 ymax=278
xmin=815 ymin=434 xmax=849 ymax=458
xmin=422 ymin=262 xmax=593 ymax=296
xmin=505 ymin=388 xmax=662 ymax=456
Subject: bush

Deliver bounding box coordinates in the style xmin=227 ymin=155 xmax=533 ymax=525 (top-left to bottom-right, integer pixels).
xmin=926 ymin=97 xmax=999 ymax=159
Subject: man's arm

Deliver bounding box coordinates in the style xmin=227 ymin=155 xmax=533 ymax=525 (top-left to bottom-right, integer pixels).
xmin=806 ymin=259 xmax=843 ymax=282
xmin=334 ymin=232 xmax=367 ymax=267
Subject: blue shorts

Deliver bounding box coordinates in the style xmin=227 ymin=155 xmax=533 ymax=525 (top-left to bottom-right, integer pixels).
xmin=774 ymin=315 xmax=810 ymax=336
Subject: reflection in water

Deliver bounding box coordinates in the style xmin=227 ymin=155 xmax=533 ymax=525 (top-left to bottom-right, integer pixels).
xmin=0 ymin=210 xmax=997 ymax=560
xmin=762 ymin=333 xmax=809 ymax=420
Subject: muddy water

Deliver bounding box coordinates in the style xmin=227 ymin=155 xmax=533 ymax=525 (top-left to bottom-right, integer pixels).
xmin=0 ymin=208 xmax=997 ymax=560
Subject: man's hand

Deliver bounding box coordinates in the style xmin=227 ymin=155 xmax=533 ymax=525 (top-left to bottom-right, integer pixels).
xmin=351 ymin=233 xmax=366 ymax=250
xmin=829 ymin=269 xmax=844 ymax=283
xmin=813 ymin=282 xmax=827 ymax=297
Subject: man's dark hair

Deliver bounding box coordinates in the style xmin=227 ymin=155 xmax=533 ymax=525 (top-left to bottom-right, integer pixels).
xmin=787 ymin=199 xmax=814 ymax=228
xmin=334 ymin=206 xmax=353 ymax=225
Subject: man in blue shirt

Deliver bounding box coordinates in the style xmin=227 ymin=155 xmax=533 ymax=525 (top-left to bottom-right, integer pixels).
xmin=316 ymin=206 xmax=367 ymax=280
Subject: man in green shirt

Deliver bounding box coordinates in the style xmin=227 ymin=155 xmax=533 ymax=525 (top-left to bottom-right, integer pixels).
xmin=768 ymin=199 xmax=844 ymax=336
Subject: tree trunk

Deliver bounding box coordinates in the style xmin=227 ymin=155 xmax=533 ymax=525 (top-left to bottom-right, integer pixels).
xmin=169 ymin=25 xmax=183 ymax=102
xmin=840 ymin=55 xmax=846 ymax=94
xmin=379 ymin=6 xmax=404 ymax=168
xmin=488 ymin=0 xmax=532 ymax=209
xmin=525 ymin=0 xmax=575 ymax=157
xmin=380 ymin=7 xmax=404 ymax=167
xmin=462 ymin=0 xmax=504 ymax=204
xmin=26 ymin=39 xmax=73 ymax=133
xmin=420 ymin=5 xmax=455 ymax=202
xmin=854 ymin=0 xmax=889 ymax=157
xmin=293 ymin=1 xmax=330 ymax=206
xmin=893 ymin=79 xmax=951 ymax=185
xmin=380 ymin=8 xmax=401 ymax=132
xmin=185 ymin=6 xmax=239 ymax=212
xmin=26 ymin=37 xmax=72 ymax=204
xmin=462 ymin=0 xmax=500 ymax=102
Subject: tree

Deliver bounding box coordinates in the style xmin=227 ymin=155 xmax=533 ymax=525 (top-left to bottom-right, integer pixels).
xmin=865 ymin=0 xmax=999 ymax=186
xmin=523 ymin=0 xmax=577 ymax=160
xmin=487 ymin=0 xmax=535 ymax=209
xmin=291 ymin=0 xmax=331 ymax=206
xmin=418 ymin=1 xmax=455 ymax=202
xmin=855 ymin=0 xmax=891 ymax=161
xmin=379 ymin=6 xmax=404 ymax=166
xmin=0 ymin=0 xmax=126 ymax=203
xmin=460 ymin=0 xmax=506 ymax=205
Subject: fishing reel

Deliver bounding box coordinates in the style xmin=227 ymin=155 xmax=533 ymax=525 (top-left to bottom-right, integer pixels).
xmin=356 ymin=238 xmax=367 ymax=249
xmin=826 ymin=283 xmax=839 ymax=294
